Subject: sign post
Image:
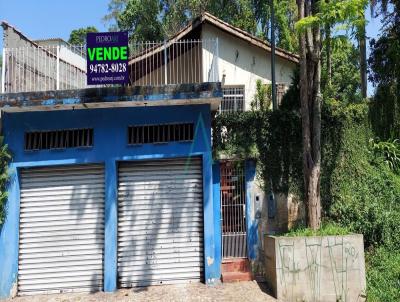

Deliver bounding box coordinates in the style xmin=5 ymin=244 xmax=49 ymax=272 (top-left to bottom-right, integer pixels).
xmin=86 ymin=32 xmax=129 ymax=85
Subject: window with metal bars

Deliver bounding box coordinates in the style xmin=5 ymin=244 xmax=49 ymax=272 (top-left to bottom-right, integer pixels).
xmin=219 ymin=86 xmax=245 ymax=113
xmin=24 ymin=128 xmax=93 ymax=151
xmin=128 ymin=123 xmax=194 ymax=145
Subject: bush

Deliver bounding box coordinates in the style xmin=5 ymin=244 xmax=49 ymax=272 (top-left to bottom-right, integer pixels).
xmin=321 ymin=101 xmax=400 ymax=250
xmin=213 ymin=91 xmax=400 ymax=301
xmin=0 ymin=137 xmax=10 ymax=226
xmin=366 ymin=247 xmax=400 ymax=302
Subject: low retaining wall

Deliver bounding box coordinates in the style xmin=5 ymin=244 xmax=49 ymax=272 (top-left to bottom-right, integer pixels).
xmin=264 ymin=234 xmax=366 ymax=302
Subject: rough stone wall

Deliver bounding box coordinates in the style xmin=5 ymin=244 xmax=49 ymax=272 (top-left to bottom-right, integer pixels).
xmin=264 ymin=235 xmax=366 ymax=302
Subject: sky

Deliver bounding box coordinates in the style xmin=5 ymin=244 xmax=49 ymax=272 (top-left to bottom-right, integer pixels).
xmin=0 ymin=1 xmax=384 ymax=95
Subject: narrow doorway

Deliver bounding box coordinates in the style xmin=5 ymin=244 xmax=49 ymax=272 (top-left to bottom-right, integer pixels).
xmin=220 ymin=161 xmax=247 ymax=259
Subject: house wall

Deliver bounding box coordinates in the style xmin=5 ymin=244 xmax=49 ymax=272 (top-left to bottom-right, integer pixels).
xmin=201 ymin=23 xmax=297 ymax=110
xmin=130 ymin=41 xmax=217 ymax=86
xmin=0 ymin=104 xmax=221 ymax=298
xmin=1 ymin=24 xmax=86 ymax=93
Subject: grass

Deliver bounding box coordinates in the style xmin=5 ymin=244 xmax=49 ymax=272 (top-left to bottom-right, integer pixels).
xmin=283 ymin=221 xmax=351 ymax=237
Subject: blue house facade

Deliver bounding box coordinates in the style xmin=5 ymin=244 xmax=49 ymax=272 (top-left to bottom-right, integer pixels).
xmin=0 ymin=83 xmax=230 ymax=297
xmin=0 ymin=82 xmax=261 ymax=298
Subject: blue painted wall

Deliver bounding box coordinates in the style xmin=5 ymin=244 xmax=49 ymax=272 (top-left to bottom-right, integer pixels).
xmin=0 ymin=104 xmax=220 ymax=298
xmin=245 ymin=160 xmax=258 ymax=260
xmin=211 ymin=161 xmax=221 ymax=281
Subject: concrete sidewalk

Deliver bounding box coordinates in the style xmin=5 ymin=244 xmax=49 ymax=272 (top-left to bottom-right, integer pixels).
xmin=5 ymin=281 xmax=276 ymax=302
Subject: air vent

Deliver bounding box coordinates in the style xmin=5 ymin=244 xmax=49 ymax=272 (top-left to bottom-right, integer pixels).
xmin=25 ymin=128 xmax=93 ymax=151
xmin=128 ymin=123 xmax=194 ymax=145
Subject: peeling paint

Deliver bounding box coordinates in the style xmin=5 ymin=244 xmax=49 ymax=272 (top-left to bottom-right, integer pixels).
xmin=10 ymin=281 xmax=17 ymax=298
xmin=207 ymin=257 xmax=214 ymax=266
xmin=0 ymin=83 xmax=223 ymax=111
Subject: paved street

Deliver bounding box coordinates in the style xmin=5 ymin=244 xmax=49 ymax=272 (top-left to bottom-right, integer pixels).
xmin=5 ymin=282 xmax=276 ymax=302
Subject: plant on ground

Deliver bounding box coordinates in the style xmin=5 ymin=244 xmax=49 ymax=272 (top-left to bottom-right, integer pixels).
xmin=283 ymin=221 xmax=351 ymax=237
xmin=0 ymin=137 xmax=11 ymax=226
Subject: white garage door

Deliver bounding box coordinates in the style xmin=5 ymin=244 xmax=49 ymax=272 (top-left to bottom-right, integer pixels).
xmin=18 ymin=164 xmax=105 ymax=295
xmin=118 ymin=157 xmax=204 ymax=287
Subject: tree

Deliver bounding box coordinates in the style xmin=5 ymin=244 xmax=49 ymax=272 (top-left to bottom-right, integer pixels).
xmin=116 ymin=0 xmax=257 ymax=41
xmin=105 ymin=0 xmax=298 ymax=52
xmin=102 ymin=0 xmax=128 ymax=31
xmin=322 ymin=36 xmax=361 ymax=102
xmin=296 ymin=0 xmax=323 ymax=230
xmin=253 ymin=0 xmax=299 ymax=52
xmin=296 ymin=0 xmax=367 ymax=230
xmin=369 ymin=0 xmax=400 ymax=139
xmin=68 ymin=26 xmax=99 ymax=45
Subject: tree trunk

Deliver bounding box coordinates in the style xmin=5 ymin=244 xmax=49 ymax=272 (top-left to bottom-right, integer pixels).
xmin=360 ymin=12 xmax=367 ymax=98
xmin=297 ymin=0 xmax=322 ymax=230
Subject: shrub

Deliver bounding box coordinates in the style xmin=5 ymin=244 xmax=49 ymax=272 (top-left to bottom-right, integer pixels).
xmin=366 ymin=247 xmax=400 ymax=302
xmin=0 ymin=137 xmax=10 ymax=226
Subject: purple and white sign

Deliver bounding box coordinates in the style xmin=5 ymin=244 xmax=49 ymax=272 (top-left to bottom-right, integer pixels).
xmin=86 ymin=31 xmax=129 ymax=85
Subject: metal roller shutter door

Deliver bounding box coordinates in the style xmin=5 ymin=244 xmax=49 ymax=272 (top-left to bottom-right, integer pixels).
xmin=118 ymin=157 xmax=204 ymax=287
xmin=18 ymin=164 xmax=105 ymax=295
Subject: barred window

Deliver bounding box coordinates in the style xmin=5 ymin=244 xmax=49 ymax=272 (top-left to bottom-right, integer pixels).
xmin=128 ymin=123 xmax=194 ymax=145
xmin=219 ymin=86 xmax=245 ymax=113
xmin=25 ymin=128 xmax=93 ymax=151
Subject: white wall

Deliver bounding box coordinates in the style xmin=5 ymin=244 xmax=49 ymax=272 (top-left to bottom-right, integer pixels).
xmin=201 ymin=24 xmax=297 ymax=110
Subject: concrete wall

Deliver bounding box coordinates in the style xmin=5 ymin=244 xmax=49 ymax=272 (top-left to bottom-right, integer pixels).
xmin=264 ymin=235 xmax=366 ymax=302
xmin=0 ymin=104 xmax=222 ymax=298
xmin=201 ymin=24 xmax=297 ymax=110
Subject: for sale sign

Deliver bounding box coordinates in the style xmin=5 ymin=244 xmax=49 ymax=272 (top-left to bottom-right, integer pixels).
xmin=86 ymin=32 xmax=129 ymax=85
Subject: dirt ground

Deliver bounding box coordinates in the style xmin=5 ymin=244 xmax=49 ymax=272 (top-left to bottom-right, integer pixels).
xmin=5 ymin=281 xmax=276 ymax=302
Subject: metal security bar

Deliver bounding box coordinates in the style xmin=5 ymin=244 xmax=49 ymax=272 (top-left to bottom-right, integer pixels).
xmin=220 ymin=161 xmax=247 ymax=258
xmin=128 ymin=39 xmax=218 ymax=86
xmin=128 ymin=123 xmax=194 ymax=145
xmin=219 ymin=86 xmax=245 ymax=113
xmin=24 ymin=128 xmax=93 ymax=151
xmin=1 ymin=39 xmax=219 ymax=93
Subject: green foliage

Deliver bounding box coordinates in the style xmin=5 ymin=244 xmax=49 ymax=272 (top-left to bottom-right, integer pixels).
xmin=105 ymin=0 xmax=298 ymax=52
xmin=214 ymin=77 xmax=400 ymax=301
xmin=253 ymin=0 xmax=298 ymax=52
xmin=283 ymin=221 xmax=351 ymax=237
xmin=295 ymin=0 xmax=368 ymax=34
xmin=116 ymin=0 xmax=258 ymax=41
xmin=321 ymin=100 xmax=400 ymax=250
xmin=68 ymin=26 xmax=98 ymax=45
xmin=321 ymin=36 xmax=362 ymax=102
xmin=370 ymin=138 xmax=400 ymax=173
xmin=366 ymin=247 xmax=400 ymax=302
xmin=213 ymin=77 xmax=303 ymax=196
xmin=102 ymin=0 xmax=128 ymax=31
xmin=117 ymin=0 xmax=163 ymax=41
xmin=369 ymin=84 xmax=400 ymax=140
xmin=368 ymin=1 xmax=400 ymax=140
xmin=0 ymin=137 xmax=11 ymax=226
xmin=250 ymin=80 xmax=271 ymax=111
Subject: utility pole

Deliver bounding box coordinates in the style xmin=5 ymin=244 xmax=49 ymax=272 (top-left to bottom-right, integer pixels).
xmin=270 ymin=0 xmax=277 ymax=110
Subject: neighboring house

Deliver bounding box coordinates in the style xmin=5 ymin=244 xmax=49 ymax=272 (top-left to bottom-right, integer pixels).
xmin=127 ymin=12 xmax=298 ymax=112
xmin=0 ymin=13 xmax=299 ymax=299
xmin=1 ymin=21 xmax=86 ymax=93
